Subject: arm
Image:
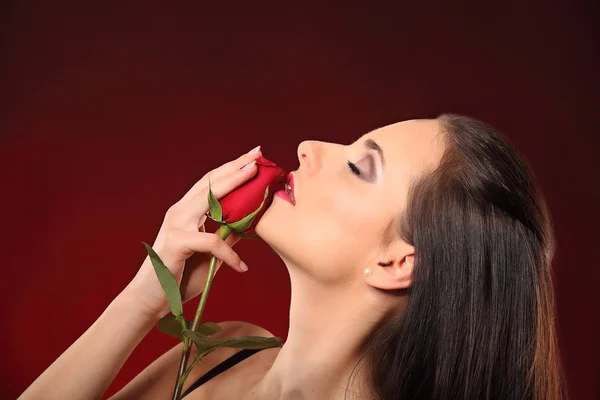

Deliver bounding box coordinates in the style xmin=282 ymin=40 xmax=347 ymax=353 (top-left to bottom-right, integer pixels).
xmin=18 ymin=149 xmax=262 ymax=400
xmin=19 ymin=292 xmax=157 ymax=400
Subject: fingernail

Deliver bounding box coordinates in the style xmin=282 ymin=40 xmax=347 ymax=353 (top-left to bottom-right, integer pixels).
xmin=239 ymin=261 xmax=248 ymax=271
xmin=247 ymin=145 xmax=261 ymax=155
xmin=241 ymin=160 xmax=256 ymax=171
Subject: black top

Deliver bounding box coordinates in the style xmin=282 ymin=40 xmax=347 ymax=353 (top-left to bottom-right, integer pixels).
xmin=181 ymin=348 xmax=265 ymax=398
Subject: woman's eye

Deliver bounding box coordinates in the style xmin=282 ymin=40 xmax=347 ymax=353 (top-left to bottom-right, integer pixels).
xmin=347 ymin=160 xmax=362 ymax=176
xmin=347 ymin=157 xmax=375 ymax=180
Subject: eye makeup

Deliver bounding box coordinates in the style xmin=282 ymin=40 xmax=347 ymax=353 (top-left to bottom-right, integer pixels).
xmin=347 ymin=155 xmax=377 ymax=182
xmin=346 ymin=138 xmax=384 ymax=182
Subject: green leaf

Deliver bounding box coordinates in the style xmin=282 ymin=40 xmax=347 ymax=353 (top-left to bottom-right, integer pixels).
xmin=176 ymin=315 xmax=188 ymax=329
xmin=199 ymin=346 xmax=218 ymax=358
xmin=143 ymin=243 xmax=183 ymax=317
xmin=183 ymin=330 xmax=213 ymax=354
xmin=205 ymin=212 xmax=222 ymax=223
xmin=184 ymin=330 xmax=283 ymax=354
xmin=158 ymin=315 xmax=222 ymax=340
xmin=226 ymin=187 xmax=269 ymax=232
xmin=214 ymin=335 xmax=282 ymax=350
xmin=158 ymin=314 xmax=187 ymax=340
xmin=207 ymin=179 xmax=223 ymax=222
xmin=195 ymin=321 xmax=222 ymax=336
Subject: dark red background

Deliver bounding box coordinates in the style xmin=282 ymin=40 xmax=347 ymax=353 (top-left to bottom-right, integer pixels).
xmin=1 ymin=2 xmax=598 ymax=399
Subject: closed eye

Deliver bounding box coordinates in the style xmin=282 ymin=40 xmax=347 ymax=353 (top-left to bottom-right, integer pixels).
xmin=347 ymin=157 xmax=376 ymax=181
xmin=347 ymin=160 xmax=362 ymax=176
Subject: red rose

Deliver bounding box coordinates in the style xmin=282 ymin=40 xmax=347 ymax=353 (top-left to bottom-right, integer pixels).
xmin=144 ymin=155 xmax=287 ymax=398
xmin=217 ymin=156 xmax=287 ymax=233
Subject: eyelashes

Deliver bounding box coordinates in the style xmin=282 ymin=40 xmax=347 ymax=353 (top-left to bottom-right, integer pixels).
xmin=347 ymin=160 xmax=362 ymax=176
xmin=347 ymin=157 xmax=375 ymax=181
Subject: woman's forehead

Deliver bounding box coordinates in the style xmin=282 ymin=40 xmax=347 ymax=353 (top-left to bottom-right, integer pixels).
xmin=361 ymin=119 xmax=446 ymax=173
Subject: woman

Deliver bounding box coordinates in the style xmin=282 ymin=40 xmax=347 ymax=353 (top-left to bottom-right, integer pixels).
xmin=19 ymin=114 xmax=565 ymax=400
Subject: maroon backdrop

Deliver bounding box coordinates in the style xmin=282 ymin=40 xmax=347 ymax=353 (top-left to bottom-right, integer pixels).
xmin=1 ymin=2 xmax=598 ymax=399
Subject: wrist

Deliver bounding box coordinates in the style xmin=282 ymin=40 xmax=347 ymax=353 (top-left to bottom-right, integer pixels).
xmin=112 ymin=287 xmax=163 ymax=327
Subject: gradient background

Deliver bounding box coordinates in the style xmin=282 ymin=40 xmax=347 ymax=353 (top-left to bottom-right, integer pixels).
xmin=1 ymin=2 xmax=598 ymax=399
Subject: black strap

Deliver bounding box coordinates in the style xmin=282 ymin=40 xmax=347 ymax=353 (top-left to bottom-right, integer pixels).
xmin=181 ymin=348 xmax=264 ymax=398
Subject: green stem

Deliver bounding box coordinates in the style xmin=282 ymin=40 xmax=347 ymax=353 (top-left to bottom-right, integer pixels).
xmin=176 ymin=315 xmax=188 ymax=346
xmin=171 ymin=224 xmax=233 ymax=400
xmin=191 ymin=224 xmax=232 ymax=331
xmin=179 ymin=356 xmax=201 ymax=385
xmin=171 ymin=342 xmax=190 ymax=400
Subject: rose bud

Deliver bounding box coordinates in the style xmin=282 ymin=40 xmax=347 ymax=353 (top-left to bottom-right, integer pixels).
xmin=207 ymin=156 xmax=287 ymax=234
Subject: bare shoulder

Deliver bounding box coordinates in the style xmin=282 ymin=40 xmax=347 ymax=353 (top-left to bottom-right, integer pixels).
xmin=108 ymin=321 xmax=278 ymax=400
xmin=215 ymin=320 xmax=275 ymax=337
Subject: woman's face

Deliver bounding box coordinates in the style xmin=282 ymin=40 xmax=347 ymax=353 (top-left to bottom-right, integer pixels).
xmin=256 ymin=119 xmax=445 ymax=288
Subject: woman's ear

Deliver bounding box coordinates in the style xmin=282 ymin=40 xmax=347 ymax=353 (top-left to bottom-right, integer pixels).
xmin=365 ymin=244 xmax=415 ymax=290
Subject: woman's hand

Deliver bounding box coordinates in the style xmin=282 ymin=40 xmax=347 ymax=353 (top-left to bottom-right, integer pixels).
xmin=121 ymin=146 xmax=262 ymax=321
xmin=18 ymin=146 xmax=264 ymax=400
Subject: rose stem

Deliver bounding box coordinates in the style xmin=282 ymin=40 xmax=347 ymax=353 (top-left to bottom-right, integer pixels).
xmin=171 ymin=223 xmax=233 ymax=400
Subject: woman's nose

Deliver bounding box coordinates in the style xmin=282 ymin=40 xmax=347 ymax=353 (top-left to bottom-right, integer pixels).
xmin=297 ymin=140 xmax=323 ymax=176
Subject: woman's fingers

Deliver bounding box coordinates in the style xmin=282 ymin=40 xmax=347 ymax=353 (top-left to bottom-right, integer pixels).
xmin=168 ymin=148 xmax=262 ymax=229
xmin=167 ymin=165 xmax=258 ymax=229
xmin=222 ymin=228 xmax=242 ymax=247
xmin=203 ymin=146 xmax=262 ymax=189
xmin=178 ymin=228 xmax=243 ymax=302
xmin=184 ymin=159 xmax=258 ymax=216
xmin=174 ymin=229 xmax=248 ymax=272
xmin=132 ymin=151 xmax=259 ymax=318
xmin=180 ymin=146 xmax=262 ymax=204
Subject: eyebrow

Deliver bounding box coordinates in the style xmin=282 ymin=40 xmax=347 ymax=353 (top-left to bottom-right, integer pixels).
xmin=364 ymin=138 xmax=385 ymax=168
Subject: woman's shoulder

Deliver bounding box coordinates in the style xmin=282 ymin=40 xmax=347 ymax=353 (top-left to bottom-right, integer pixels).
xmin=216 ymin=320 xmax=276 ymax=337
xmin=181 ymin=320 xmax=281 ymax=398
xmin=184 ymin=319 xmax=279 ymax=380
xmin=108 ymin=321 xmax=279 ymax=400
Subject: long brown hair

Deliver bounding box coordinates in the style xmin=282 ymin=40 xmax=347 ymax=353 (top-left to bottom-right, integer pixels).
xmin=354 ymin=114 xmax=566 ymax=399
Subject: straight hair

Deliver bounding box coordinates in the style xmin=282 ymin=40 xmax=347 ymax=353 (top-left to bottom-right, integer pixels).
xmin=358 ymin=114 xmax=565 ymax=400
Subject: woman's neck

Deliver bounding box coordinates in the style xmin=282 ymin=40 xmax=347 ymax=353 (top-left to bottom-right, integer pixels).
xmin=251 ymin=268 xmax=390 ymax=400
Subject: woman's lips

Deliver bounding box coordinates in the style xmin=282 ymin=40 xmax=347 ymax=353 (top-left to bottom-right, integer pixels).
xmin=274 ymin=172 xmax=295 ymax=205
xmin=286 ymin=173 xmax=295 ymax=202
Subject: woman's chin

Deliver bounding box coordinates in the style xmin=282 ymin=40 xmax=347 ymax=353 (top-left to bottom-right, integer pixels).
xmin=254 ymin=208 xmax=277 ymax=243
xmin=255 ymin=210 xmax=289 ymax=255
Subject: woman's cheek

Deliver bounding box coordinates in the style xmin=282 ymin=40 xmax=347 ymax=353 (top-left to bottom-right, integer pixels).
xmin=333 ymin=197 xmax=378 ymax=236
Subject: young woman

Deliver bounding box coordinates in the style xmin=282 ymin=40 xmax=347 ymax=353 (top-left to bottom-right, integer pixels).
xmin=19 ymin=114 xmax=565 ymax=400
